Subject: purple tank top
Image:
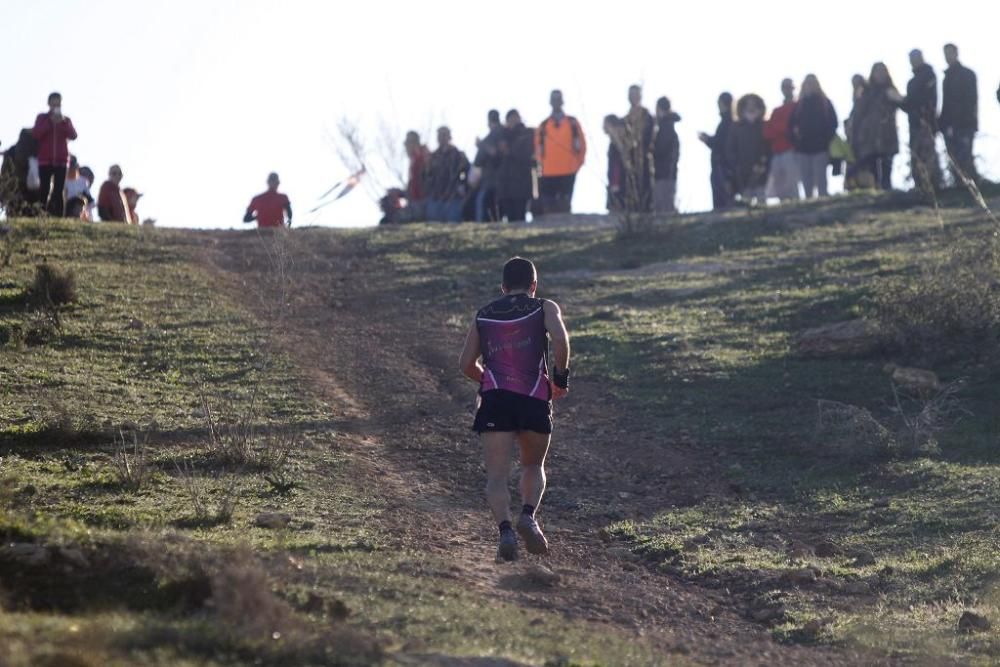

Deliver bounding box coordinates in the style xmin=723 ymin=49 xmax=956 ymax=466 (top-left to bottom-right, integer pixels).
xmin=476 ymin=294 xmax=551 ymax=401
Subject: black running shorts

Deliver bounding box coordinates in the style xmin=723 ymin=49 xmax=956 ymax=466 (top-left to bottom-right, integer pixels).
xmin=473 ymin=389 xmax=553 ymax=435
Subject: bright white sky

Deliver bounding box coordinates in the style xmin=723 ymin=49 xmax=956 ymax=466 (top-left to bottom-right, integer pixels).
xmin=3 ymin=0 xmax=998 ymax=228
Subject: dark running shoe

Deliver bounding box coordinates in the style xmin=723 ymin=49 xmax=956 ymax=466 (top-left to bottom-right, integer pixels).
xmin=516 ymin=513 xmax=549 ymax=555
xmin=497 ymin=527 xmax=519 ymax=562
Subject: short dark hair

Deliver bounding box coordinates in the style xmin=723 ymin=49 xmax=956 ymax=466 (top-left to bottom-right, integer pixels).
xmin=488 ymin=109 xmax=500 ymax=123
xmin=48 ymin=92 xmax=61 ymax=103
xmin=944 ymin=43 xmax=958 ymax=52
xmin=502 ymin=257 xmax=536 ymax=291
xmin=505 ymin=109 xmax=520 ymax=122
xmin=656 ymin=96 xmax=671 ymax=112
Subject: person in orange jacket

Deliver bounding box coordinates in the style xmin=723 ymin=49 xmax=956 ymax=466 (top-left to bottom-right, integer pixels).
xmin=534 ymin=90 xmax=586 ymax=215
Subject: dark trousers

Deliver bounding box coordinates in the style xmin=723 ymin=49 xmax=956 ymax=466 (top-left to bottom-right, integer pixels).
xmin=38 ymin=165 xmax=67 ymax=217
xmin=869 ymin=155 xmax=894 ymax=191
xmin=538 ymin=174 xmax=575 ymax=214
xmin=710 ymin=168 xmax=734 ymax=210
xmin=944 ymin=128 xmax=977 ymax=184
xmin=499 ymin=198 xmax=528 ymax=222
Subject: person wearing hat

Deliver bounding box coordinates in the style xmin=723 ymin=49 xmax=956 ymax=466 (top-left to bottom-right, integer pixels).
xmin=243 ymin=172 xmax=292 ymax=228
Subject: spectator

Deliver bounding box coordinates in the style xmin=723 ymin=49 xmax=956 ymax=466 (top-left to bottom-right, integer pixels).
xmin=31 ymin=92 xmax=78 ymax=217
xmin=0 ymin=129 xmax=38 ymax=216
xmin=938 ymin=43 xmax=979 ymax=183
xmin=851 ymin=63 xmax=900 ymax=191
xmin=473 ymin=110 xmax=504 ymax=222
xmin=604 ymin=115 xmax=627 ymax=211
xmin=496 ymin=110 xmax=535 ymax=222
xmin=79 ymin=166 xmax=96 ymax=220
xmin=243 ymin=172 xmax=291 ymax=228
xmin=623 ymin=84 xmax=654 ymax=212
xmin=403 ymin=131 xmax=430 ymax=221
xmin=844 ymin=74 xmax=870 ymax=190
xmin=426 ymin=126 xmax=469 ymax=223
xmin=652 ymin=96 xmax=681 ymax=214
xmin=698 ymin=92 xmax=736 ymax=210
xmin=64 ymin=157 xmax=94 ymax=220
xmin=123 ymin=188 xmax=143 ymax=225
xmin=896 ymin=49 xmax=941 ymax=192
xmin=726 ymin=94 xmax=770 ymax=204
xmin=535 ymin=90 xmax=586 ymax=215
xmin=789 ymin=74 xmax=838 ymax=198
xmin=763 ymin=78 xmax=800 ymax=201
xmin=98 ymin=165 xmax=129 ymax=223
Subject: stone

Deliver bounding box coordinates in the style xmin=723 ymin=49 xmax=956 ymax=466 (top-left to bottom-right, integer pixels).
xmin=751 ymin=605 xmax=786 ymax=623
xmin=524 ymin=564 xmax=561 ymax=587
xmin=781 ymin=567 xmax=820 ymax=586
xmin=885 ymin=364 xmax=941 ymax=394
xmin=814 ymin=540 xmax=841 ymax=558
xmin=127 ymin=318 xmax=145 ymax=330
xmin=958 ymin=611 xmax=991 ymax=634
xmin=254 ymin=512 xmax=292 ymax=529
xmin=794 ymin=319 xmax=882 ymax=358
xmin=850 ymin=549 xmax=877 ymax=567
xmin=1 ymin=543 xmax=51 ymax=567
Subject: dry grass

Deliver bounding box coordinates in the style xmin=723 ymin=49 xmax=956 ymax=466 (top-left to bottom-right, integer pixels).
xmin=111 ymin=429 xmax=150 ymax=492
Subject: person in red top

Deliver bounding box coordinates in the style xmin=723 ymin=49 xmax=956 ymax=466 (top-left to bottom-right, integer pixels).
xmin=244 ymin=173 xmax=292 ymax=228
xmin=97 ymin=164 xmax=129 ymax=223
xmin=32 ymin=92 xmax=78 ymax=216
xmin=403 ymin=131 xmax=430 ymax=220
xmin=763 ymin=79 xmax=801 ymax=201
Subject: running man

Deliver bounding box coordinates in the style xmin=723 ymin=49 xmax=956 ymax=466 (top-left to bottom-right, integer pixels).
xmin=458 ymin=257 xmax=571 ymax=561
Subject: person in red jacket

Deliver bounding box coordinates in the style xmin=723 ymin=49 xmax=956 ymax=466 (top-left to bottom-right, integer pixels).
xmin=32 ymin=92 xmax=78 ymax=217
xmin=97 ymin=165 xmax=129 ymax=223
xmin=244 ymin=173 xmax=292 ymax=228
xmin=763 ymin=78 xmax=800 ymax=201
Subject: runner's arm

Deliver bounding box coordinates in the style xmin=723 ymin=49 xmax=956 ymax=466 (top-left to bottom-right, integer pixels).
xmin=242 ymin=204 xmax=255 ymax=224
xmin=458 ymin=320 xmax=484 ymax=383
xmin=285 ymin=200 xmax=293 ymax=227
xmin=543 ymin=300 xmax=570 ymax=372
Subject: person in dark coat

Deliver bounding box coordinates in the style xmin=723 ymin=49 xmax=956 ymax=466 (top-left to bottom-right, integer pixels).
xmin=604 ymin=114 xmax=627 ymax=211
xmin=938 ymin=43 xmax=979 ymax=184
xmin=726 ymin=94 xmax=770 ymax=204
xmin=698 ymin=92 xmax=735 ymax=210
xmin=623 ymin=84 xmax=654 ymax=212
xmin=652 ymin=96 xmax=680 ymax=213
xmin=844 ymin=74 xmax=868 ymax=190
xmin=789 ymin=74 xmax=838 ymax=198
xmin=896 ymin=49 xmax=941 ymax=192
xmin=473 ymin=110 xmax=504 ymax=221
xmin=0 ymin=129 xmax=39 ymax=216
xmin=426 ymin=126 xmax=470 ymax=222
xmin=496 ymin=110 xmax=535 ymax=223
xmin=851 ymin=63 xmax=900 ymax=191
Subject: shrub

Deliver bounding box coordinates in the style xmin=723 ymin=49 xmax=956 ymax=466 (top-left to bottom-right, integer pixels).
xmin=29 ymin=263 xmax=77 ymax=307
xmin=112 ymin=429 xmax=150 ymax=492
xmin=873 ymin=239 xmax=1000 ymax=362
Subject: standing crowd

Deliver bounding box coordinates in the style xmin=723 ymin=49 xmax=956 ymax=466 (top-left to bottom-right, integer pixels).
xmin=701 ymin=44 xmax=987 ymax=210
xmin=1 ymin=92 xmax=146 ymax=224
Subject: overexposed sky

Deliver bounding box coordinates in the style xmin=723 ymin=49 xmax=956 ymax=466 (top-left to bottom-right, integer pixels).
xmin=3 ymin=0 xmax=998 ymax=228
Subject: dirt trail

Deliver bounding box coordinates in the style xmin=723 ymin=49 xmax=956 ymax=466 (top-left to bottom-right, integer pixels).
xmin=203 ymin=229 xmax=877 ymax=666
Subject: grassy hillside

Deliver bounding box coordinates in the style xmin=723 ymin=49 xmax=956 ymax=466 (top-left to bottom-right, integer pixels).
xmin=1 ymin=185 xmax=999 ymax=666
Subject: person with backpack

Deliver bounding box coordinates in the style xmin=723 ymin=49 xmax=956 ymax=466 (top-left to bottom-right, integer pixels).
xmin=652 ymin=97 xmax=681 ymax=214
xmin=534 ymin=90 xmax=586 ymax=215
xmin=789 ymin=75 xmax=838 ymax=199
xmin=763 ymin=78 xmax=800 ymax=201
xmin=698 ymin=92 xmax=736 ymax=210
xmin=496 ymin=110 xmax=535 ymax=223
xmin=938 ymin=43 xmax=979 ymax=184
xmin=32 ymin=92 xmax=78 ymax=217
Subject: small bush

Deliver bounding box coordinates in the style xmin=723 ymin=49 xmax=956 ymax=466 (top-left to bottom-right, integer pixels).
xmin=874 ymin=240 xmax=1000 ymax=362
xmin=112 ymin=429 xmax=150 ymax=492
xmin=29 ymin=263 xmax=77 ymax=307
xmin=174 ymin=459 xmax=241 ymax=527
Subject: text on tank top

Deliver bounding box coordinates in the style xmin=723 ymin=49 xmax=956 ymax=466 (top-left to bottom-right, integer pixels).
xmin=476 ymin=294 xmax=551 ymax=400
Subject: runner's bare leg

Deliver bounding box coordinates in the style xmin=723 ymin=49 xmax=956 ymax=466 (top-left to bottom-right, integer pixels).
xmin=518 ymin=431 xmax=550 ymax=510
xmin=483 ymin=432 xmax=517 ymax=524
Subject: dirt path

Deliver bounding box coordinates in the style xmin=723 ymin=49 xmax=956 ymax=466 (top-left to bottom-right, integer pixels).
xmin=203 ymin=229 xmax=880 ymax=666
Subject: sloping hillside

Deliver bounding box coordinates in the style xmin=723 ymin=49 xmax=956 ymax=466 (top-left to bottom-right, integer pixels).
xmin=2 ymin=187 xmax=999 ymax=666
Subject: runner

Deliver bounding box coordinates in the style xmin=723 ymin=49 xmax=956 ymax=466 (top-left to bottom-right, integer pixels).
xmin=458 ymin=257 xmax=571 ymax=561
xmin=243 ymin=172 xmax=292 ymax=228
